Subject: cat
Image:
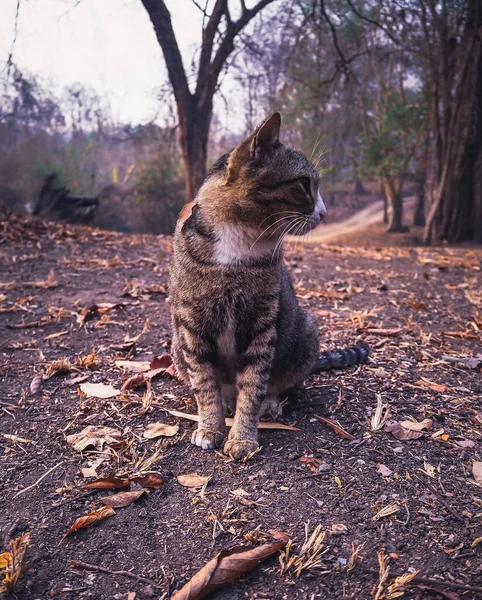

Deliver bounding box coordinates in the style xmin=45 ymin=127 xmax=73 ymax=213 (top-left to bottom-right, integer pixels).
xmin=169 ymin=112 xmax=369 ymax=460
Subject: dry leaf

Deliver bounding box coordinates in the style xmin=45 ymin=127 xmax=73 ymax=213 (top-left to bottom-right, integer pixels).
xmin=115 ymin=360 xmax=151 ymax=372
xmin=177 ymin=473 xmax=208 ymax=490
xmin=143 ymin=422 xmax=179 ymax=439
xmin=79 ymin=382 xmax=121 ymax=399
xmin=166 ymin=409 xmax=299 ymax=431
xmin=80 ymin=467 xmax=98 ymax=479
xmin=99 ymin=489 xmax=146 ymax=508
xmin=131 ymin=473 xmax=165 ymax=489
xmin=84 ymin=477 xmax=130 ymax=490
xmin=384 ymin=421 xmax=424 ymax=441
xmin=473 ymin=461 xmax=482 ymax=483
xmin=45 ymin=357 xmax=72 ymax=378
xmin=66 ymin=426 xmax=122 ymax=452
xmin=416 ymin=378 xmax=446 ymax=393
xmin=171 ymin=534 xmax=289 ymax=600
xmin=399 ymin=418 xmax=433 ymax=432
xmin=376 ymin=463 xmax=393 ymax=477
xmin=456 ymin=439 xmax=475 ymax=448
xmin=84 ymin=473 xmax=165 ymax=490
xmin=314 ymin=415 xmax=354 ymax=440
xmin=0 ymin=533 xmax=30 ymax=595
xmin=365 ymin=327 xmax=402 ymax=336
xmin=61 ymin=506 xmax=115 ymax=542
xmin=121 ymin=354 xmax=173 ymax=391
xmin=29 ymin=374 xmax=42 ymax=395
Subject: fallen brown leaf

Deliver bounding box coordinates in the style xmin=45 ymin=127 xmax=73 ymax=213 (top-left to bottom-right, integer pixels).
xmin=99 ymin=489 xmax=147 ymax=508
xmin=131 ymin=473 xmax=165 ymax=489
xmin=115 ymin=360 xmax=151 ymax=372
xmin=416 ymin=378 xmax=446 ymax=393
xmin=66 ymin=426 xmax=122 ymax=452
xmin=84 ymin=477 xmax=130 ymax=490
xmin=314 ymin=415 xmax=354 ymax=440
xmin=473 ymin=461 xmax=482 ymax=483
xmin=384 ymin=421 xmax=424 ymax=440
xmin=171 ymin=534 xmax=289 ymax=600
xmin=84 ymin=473 xmax=165 ymax=490
xmin=177 ymin=473 xmax=208 ymax=490
xmin=399 ymin=418 xmax=433 ymax=432
xmin=166 ymin=409 xmax=299 ymax=431
xmin=143 ymin=422 xmax=179 ymax=439
xmin=365 ymin=327 xmax=403 ymax=336
xmin=29 ymin=374 xmax=42 ymax=395
xmin=376 ymin=464 xmax=393 ymax=477
xmin=79 ymin=382 xmax=121 ymax=399
xmin=121 ymin=354 xmax=174 ymax=391
xmin=61 ymin=506 xmax=115 ymax=542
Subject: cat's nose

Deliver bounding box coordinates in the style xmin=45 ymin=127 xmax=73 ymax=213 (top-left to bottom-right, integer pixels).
xmin=315 ymin=191 xmax=327 ymax=219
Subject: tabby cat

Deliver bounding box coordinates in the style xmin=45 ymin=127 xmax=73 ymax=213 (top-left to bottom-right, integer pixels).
xmin=169 ymin=113 xmax=369 ymax=460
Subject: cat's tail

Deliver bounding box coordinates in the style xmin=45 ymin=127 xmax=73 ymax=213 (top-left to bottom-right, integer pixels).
xmin=311 ymin=341 xmax=370 ymax=372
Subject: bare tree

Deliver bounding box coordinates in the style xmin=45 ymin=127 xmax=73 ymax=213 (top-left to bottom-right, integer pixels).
xmin=140 ymin=0 xmax=277 ymax=200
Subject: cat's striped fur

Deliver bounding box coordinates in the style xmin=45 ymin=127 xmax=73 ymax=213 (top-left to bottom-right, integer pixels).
xmin=169 ymin=113 xmax=369 ymax=460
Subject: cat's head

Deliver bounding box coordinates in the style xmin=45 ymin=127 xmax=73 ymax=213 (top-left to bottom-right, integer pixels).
xmin=197 ymin=113 xmax=326 ymax=239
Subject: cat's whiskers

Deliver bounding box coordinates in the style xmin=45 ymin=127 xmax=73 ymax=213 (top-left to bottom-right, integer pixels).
xmin=271 ymin=217 xmax=304 ymax=264
xmin=249 ymin=212 xmax=301 ymax=252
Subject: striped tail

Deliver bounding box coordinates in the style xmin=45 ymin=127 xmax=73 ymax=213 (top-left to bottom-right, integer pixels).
xmin=312 ymin=341 xmax=370 ymax=372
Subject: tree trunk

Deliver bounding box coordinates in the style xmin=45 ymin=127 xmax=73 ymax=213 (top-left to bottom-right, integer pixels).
xmin=383 ymin=178 xmax=404 ymax=232
xmin=413 ymin=172 xmax=426 ymax=227
xmin=178 ymin=101 xmax=212 ymax=200
xmin=381 ymin=186 xmax=388 ymax=224
xmin=423 ymin=0 xmax=482 ymax=244
xmin=354 ymin=179 xmax=367 ymax=195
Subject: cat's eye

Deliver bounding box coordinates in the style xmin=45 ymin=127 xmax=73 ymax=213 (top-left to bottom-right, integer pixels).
xmin=299 ymin=177 xmax=311 ymax=194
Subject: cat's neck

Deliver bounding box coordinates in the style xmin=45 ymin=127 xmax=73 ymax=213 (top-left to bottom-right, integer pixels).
xmin=212 ymin=222 xmax=278 ymax=265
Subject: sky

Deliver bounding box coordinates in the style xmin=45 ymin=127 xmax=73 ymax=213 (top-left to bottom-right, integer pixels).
xmin=0 ymin=0 xmax=209 ymax=124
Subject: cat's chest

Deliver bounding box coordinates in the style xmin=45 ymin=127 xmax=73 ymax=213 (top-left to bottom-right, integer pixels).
xmin=217 ymin=315 xmax=236 ymax=364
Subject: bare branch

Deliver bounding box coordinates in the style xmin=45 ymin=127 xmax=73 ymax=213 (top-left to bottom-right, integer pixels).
xmin=345 ymin=0 xmax=400 ymax=45
xmin=140 ymin=0 xmax=191 ymax=107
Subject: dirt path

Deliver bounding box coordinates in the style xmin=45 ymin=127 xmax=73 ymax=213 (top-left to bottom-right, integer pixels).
xmin=299 ymin=196 xmax=416 ymax=244
xmin=1 ymin=212 xmax=481 ymax=600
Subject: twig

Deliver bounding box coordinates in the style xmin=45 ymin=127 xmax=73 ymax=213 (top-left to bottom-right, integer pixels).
xmin=413 ymin=576 xmax=482 ymax=594
xmin=415 ymin=475 xmax=464 ymax=522
xmin=69 ymin=560 xmax=163 ymax=588
xmin=13 ymin=461 xmax=64 ymax=498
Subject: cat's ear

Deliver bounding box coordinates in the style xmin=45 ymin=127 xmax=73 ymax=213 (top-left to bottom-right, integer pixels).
xmin=225 ymin=112 xmax=281 ymax=184
xmin=250 ymin=112 xmax=281 ymax=158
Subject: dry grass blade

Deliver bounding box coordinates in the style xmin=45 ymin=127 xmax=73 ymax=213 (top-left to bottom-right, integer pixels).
xmin=384 ymin=571 xmax=420 ymax=599
xmin=166 ymin=409 xmax=299 ymax=431
xmin=371 ymin=394 xmax=390 ymax=431
xmin=279 ymin=524 xmax=328 ymax=577
xmin=347 ymin=543 xmax=364 ymax=573
xmin=374 ymin=548 xmax=390 ymax=600
xmin=0 ymin=533 xmax=30 ymax=594
xmin=140 ymin=380 xmax=153 ymax=414
xmin=373 ymin=502 xmax=400 ymax=521
xmin=314 ymin=415 xmax=354 ymax=440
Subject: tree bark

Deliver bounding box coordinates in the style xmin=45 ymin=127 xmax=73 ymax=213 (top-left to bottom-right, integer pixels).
xmin=423 ymin=0 xmax=482 ymax=244
xmin=413 ymin=172 xmax=426 ymax=227
xmin=140 ymin=0 xmax=276 ymax=201
xmin=383 ymin=177 xmax=404 ymax=232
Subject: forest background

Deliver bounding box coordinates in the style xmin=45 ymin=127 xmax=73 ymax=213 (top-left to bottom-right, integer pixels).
xmin=1 ymin=0 xmax=481 ymax=244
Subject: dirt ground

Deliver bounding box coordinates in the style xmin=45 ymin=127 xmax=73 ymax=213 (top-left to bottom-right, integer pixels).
xmin=1 ymin=210 xmax=481 ymax=600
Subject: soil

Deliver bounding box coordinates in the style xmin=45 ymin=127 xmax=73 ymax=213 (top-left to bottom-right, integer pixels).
xmin=1 ymin=210 xmax=481 ymax=600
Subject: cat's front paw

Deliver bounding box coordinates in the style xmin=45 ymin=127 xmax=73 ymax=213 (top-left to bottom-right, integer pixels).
xmin=224 ymin=438 xmax=259 ymax=461
xmin=191 ymin=427 xmax=225 ymax=450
